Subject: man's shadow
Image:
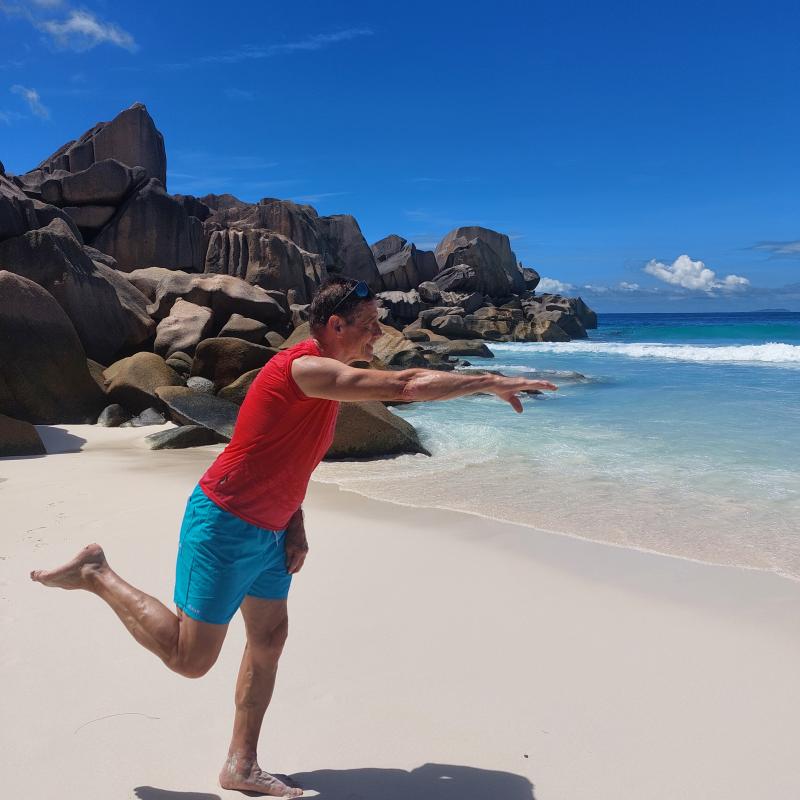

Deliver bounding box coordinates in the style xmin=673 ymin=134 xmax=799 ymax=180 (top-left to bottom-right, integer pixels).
xmin=135 ymin=762 xmax=536 ymax=799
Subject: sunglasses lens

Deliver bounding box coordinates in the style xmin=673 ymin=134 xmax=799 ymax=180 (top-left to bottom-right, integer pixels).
xmin=355 ymin=281 xmax=369 ymax=297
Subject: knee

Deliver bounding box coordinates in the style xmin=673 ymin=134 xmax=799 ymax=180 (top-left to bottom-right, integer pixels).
xmin=168 ymin=651 xmax=219 ymax=679
xmin=252 ymin=618 xmax=289 ymax=663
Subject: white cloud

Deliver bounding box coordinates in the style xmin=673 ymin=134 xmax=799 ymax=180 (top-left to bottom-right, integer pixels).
xmin=619 ymin=281 xmax=640 ymax=291
xmin=644 ymin=254 xmax=749 ymax=293
xmin=39 ymin=10 xmax=137 ymax=52
xmin=11 ymin=84 xmax=49 ymax=118
xmin=537 ymin=277 xmax=575 ymax=294
xmin=753 ymin=240 xmax=800 ymax=256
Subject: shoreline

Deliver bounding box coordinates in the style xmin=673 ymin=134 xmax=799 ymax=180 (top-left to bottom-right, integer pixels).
xmin=3 ymin=426 xmax=800 ymax=798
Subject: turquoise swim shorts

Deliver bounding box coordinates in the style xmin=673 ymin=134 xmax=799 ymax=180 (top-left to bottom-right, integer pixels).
xmin=173 ymin=485 xmax=292 ymax=625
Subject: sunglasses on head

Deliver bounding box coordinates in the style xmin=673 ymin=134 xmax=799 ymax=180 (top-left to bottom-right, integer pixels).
xmin=329 ymin=280 xmax=370 ymax=317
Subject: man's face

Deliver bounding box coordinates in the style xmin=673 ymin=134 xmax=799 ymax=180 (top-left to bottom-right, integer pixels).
xmin=337 ymin=300 xmax=382 ymax=363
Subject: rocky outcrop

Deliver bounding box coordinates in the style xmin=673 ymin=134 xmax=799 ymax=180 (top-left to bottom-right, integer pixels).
xmin=0 ymin=414 xmax=47 ymax=457
xmin=92 ymin=178 xmax=206 ymax=272
xmin=30 ymin=103 xmax=166 ymax=187
xmin=204 ymin=228 xmax=327 ymax=303
xmin=217 ymin=368 xmax=260 ymax=405
xmin=326 ymin=401 xmax=431 ymax=459
xmin=316 ymin=214 xmax=380 ymax=287
xmin=218 ymin=314 xmax=269 ymax=344
xmin=0 ymin=271 xmax=105 ymax=424
xmin=435 ymin=226 xmax=524 ymax=294
xmin=0 ymin=218 xmax=155 ymax=363
xmin=373 ymin=238 xmax=439 ymax=292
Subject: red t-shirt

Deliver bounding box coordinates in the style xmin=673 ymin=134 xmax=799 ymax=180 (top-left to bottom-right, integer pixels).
xmin=199 ymin=339 xmax=339 ymax=530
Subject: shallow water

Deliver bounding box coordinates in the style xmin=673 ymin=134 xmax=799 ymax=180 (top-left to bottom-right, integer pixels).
xmin=315 ymin=312 xmax=800 ymax=580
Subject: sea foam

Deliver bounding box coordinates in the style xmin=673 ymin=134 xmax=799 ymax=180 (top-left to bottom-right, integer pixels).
xmin=490 ymin=341 xmax=800 ymax=365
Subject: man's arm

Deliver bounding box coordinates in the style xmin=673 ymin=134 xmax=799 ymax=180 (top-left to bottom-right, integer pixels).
xmin=292 ymin=356 xmax=557 ymax=413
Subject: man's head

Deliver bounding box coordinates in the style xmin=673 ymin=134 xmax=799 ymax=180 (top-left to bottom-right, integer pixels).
xmin=309 ymin=277 xmax=382 ymax=364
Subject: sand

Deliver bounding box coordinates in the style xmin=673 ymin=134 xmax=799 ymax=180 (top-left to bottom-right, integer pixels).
xmin=2 ymin=424 xmax=800 ymax=799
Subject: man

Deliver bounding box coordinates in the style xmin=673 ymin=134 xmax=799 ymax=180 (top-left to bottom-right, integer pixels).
xmin=31 ymin=277 xmax=557 ymax=797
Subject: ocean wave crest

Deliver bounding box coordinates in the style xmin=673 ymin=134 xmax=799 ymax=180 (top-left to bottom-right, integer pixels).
xmin=489 ymin=341 xmax=800 ymax=365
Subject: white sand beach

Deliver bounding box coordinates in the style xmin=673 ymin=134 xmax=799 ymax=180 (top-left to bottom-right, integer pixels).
xmin=2 ymin=425 xmax=800 ymax=800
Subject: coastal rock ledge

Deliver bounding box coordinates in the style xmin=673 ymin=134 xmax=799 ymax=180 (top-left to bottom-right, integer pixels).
xmin=0 ymin=103 xmax=596 ymax=457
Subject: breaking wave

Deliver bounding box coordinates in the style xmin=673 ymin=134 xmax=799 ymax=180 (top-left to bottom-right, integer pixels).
xmin=490 ymin=341 xmax=800 ymax=365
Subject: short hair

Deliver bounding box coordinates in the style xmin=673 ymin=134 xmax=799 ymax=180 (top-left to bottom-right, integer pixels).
xmin=309 ymin=276 xmax=375 ymax=332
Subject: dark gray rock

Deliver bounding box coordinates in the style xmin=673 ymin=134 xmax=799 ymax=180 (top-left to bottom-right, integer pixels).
xmin=62 ymin=205 xmax=116 ymax=230
xmin=97 ymin=403 xmax=132 ymax=427
xmin=325 ymin=401 xmax=430 ymax=459
xmin=290 ymin=303 xmax=310 ymax=328
xmin=156 ymin=386 xmax=240 ymax=440
xmin=264 ymin=331 xmax=286 ymax=348
xmin=522 ymin=267 xmax=540 ymax=290
xmin=0 ymin=271 xmax=105 ymax=423
xmin=420 ymin=340 xmax=494 ymax=358
xmin=0 ymin=414 xmax=47 ymax=457
xmin=417 ymin=281 xmax=441 ymax=304
xmin=375 ymin=243 xmax=438 ymax=292
xmin=0 ymin=175 xmax=39 ymax=241
xmin=144 ymin=424 xmax=226 ymax=450
xmin=316 ymin=214 xmax=381 ymax=289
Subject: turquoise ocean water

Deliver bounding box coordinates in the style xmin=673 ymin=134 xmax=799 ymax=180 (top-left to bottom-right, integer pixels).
xmin=315 ymin=312 xmax=800 ymax=580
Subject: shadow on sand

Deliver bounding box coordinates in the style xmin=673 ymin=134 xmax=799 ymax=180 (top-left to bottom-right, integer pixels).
xmin=34 ymin=425 xmax=87 ymax=455
xmin=135 ymin=762 xmax=535 ymax=800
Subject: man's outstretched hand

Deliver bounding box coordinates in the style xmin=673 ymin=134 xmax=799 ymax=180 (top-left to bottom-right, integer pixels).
xmin=284 ymin=509 xmax=308 ymax=574
xmin=493 ymin=377 xmax=558 ymax=413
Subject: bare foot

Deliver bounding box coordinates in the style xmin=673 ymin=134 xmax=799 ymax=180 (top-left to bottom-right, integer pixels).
xmin=30 ymin=543 xmax=107 ymax=590
xmin=220 ymin=754 xmax=303 ymax=797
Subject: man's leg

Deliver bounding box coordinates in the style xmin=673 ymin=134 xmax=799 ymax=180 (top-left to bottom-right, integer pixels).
xmin=30 ymin=543 xmax=227 ymax=678
xmin=219 ymin=596 xmax=301 ymax=797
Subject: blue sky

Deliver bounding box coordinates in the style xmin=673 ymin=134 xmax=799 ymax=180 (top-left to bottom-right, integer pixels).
xmin=1 ymin=0 xmax=798 ymax=311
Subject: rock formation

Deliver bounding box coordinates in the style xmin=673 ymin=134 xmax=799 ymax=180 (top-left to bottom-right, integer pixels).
xmin=0 ymin=102 xmax=596 ymax=455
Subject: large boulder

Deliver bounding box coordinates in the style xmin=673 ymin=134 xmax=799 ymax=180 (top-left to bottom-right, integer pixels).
xmin=0 ymin=218 xmax=155 ymax=363
xmin=522 ymin=267 xmax=540 ymax=291
xmin=316 ymin=214 xmax=381 ymax=288
xmin=154 ymin=299 xmax=214 ymax=358
xmin=420 ymin=340 xmax=494 ymax=359
xmin=204 ymin=228 xmax=327 ymax=303
xmin=218 ymin=314 xmax=269 ymax=344
xmin=0 ymin=414 xmax=47 ymax=457
xmin=191 ymin=338 xmax=278 ymax=390
xmin=217 ymin=368 xmax=260 ymax=405
xmin=512 ymin=318 xmax=571 ymax=342
xmin=103 ymin=352 xmax=183 ymax=413
xmin=435 ymin=226 xmax=524 ymax=293
xmin=0 ymin=271 xmax=105 ymax=423
xmin=92 ymin=178 xmax=206 ymax=271
xmin=32 ymin=103 xmax=167 ymax=186
xmin=375 ymin=242 xmax=438 ymax=292
xmin=370 ymin=234 xmax=407 ymax=263
xmin=372 ymin=322 xmax=420 ymax=367
xmin=325 ymin=401 xmax=430 ymax=459
xmin=156 ymin=386 xmax=240 ymax=440
xmin=147 ymin=272 xmax=289 ymax=331
xmin=433 ymin=255 xmax=511 ymax=299
xmin=376 ymin=289 xmax=423 ymax=323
